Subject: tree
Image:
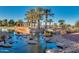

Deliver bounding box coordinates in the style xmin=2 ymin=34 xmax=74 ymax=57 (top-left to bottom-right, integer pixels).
xmin=53 ymin=23 xmax=58 ymax=29
xmin=8 ymin=19 xmax=15 ymax=26
xmin=35 ymin=8 xmax=44 ymax=29
xmin=26 ymin=9 xmax=36 ymax=28
xmin=75 ymin=21 xmax=79 ymax=28
xmin=58 ymin=19 xmax=65 ymax=25
xmin=2 ymin=19 xmax=8 ymax=26
xmin=43 ymin=9 xmax=54 ymax=28
xmin=58 ymin=19 xmax=65 ymax=28
xmin=15 ymin=20 xmax=23 ymax=26
xmin=32 ymin=20 xmax=36 ymax=28
xmin=0 ymin=20 xmax=2 ymax=26
xmin=26 ymin=7 xmax=44 ymax=29
xmin=25 ymin=8 xmax=44 ymax=48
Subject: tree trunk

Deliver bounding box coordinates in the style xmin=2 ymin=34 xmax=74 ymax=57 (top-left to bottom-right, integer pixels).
xmin=50 ymin=22 xmax=51 ymax=28
xmin=37 ymin=19 xmax=41 ymax=52
xmin=45 ymin=17 xmax=48 ymax=29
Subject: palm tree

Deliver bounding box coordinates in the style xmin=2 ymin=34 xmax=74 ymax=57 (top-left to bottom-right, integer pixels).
xmin=43 ymin=9 xmax=54 ymax=28
xmin=75 ymin=21 xmax=79 ymax=28
xmin=58 ymin=19 xmax=65 ymax=28
xmin=25 ymin=7 xmax=44 ymax=45
xmin=32 ymin=20 xmax=36 ymax=28
xmin=35 ymin=8 xmax=44 ymax=29
xmin=53 ymin=23 xmax=58 ymax=29
xmin=15 ymin=20 xmax=23 ymax=26
xmin=0 ymin=20 xmax=2 ymax=26
xmin=26 ymin=9 xmax=35 ymax=28
xmin=26 ymin=8 xmax=43 ymax=29
xmin=8 ymin=19 xmax=15 ymax=26
xmin=43 ymin=19 xmax=49 ymax=28
xmin=66 ymin=24 xmax=72 ymax=29
xmin=2 ymin=19 xmax=8 ymax=26
xmin=75 ymin=21 xmax=79 ymax=31
xmin=58 ymin=19 xmax=65 ymax=25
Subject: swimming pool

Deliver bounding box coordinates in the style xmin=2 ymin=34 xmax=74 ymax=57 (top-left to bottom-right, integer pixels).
xmin=39 ymin=33 xmax=58 ymax=52
xmin=0 ymin=32 xmax=57 ymax=53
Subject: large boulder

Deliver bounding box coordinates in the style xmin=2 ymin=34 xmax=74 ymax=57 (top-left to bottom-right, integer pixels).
xmin=14 ymin=26 xmax=31 ymax=35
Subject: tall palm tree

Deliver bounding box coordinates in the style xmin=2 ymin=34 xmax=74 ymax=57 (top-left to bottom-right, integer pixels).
xmin=43 ymin=9 xmax=54 ymax=28
xmin=25 ymin=8 xmax=44 ymax=41
xmin=32 ymin=20 xmax=36 ymax=28
xmin=35 ymin=8 xmax=44 ymax=29
xmin=26 ymin=9 xmax=35 ymax=28
xmin=26 ymin=8 xmax=43 ymax=29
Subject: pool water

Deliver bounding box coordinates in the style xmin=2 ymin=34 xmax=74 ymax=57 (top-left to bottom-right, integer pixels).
xmin=0 ymin=32 xmax=57 ymax=53
xmin=39 ymin=33 xmax=58 ymax=52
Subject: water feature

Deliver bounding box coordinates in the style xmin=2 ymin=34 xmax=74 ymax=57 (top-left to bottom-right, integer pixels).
xmin=0 ymin=31 xmax=57 ymax=53
xmin=39 ymin=33 xmax=58 ymax=52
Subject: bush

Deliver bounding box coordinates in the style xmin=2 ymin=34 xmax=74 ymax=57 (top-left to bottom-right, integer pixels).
xmin=44 ymin=31 xmax=53 ymax=37
xmin=0 ymin=35 xmax=5 ymax=42
xmin=60 ymin=30 xmax=66 ymax=36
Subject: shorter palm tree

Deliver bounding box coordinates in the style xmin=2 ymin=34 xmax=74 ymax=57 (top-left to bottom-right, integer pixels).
xmin=0 ymin=20 xmax=2 ymax=26
xmin=8 ymin=19 xmax=15 ymax=26
xmin=15 ymin=20 xmax=23 ymax=26
xmin=58 ymin=19 xmax=65 ymax=28
xmin=2 ymin=19 xmax=8 ymax=26
xmin=75 ymin=21 xmax=79 ymax=31
xmin=75 ymin=21 xmax=79 ymax=28
xmin=53 ymin=23 xmax=58 ymax=29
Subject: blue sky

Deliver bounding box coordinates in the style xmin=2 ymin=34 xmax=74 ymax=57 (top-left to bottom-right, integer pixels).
xmin=0 ymin=6 xmax=79 ymax=25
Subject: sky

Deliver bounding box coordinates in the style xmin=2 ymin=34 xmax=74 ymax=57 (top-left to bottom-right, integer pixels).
xmin=0 ymin=6 xmax=79 ymax=25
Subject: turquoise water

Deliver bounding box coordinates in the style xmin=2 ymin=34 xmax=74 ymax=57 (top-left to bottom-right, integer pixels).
xmin=0 ymin=32 xmax=57 ymax=53
xmin=39 ymin=33 xmax=57 ymax=52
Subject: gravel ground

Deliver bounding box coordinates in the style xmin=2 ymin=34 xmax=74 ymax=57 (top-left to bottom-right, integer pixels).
xmin=63 ymin=33 xmax=79 ymax=43
xmin=45 ymin=34 xmax=79 ymax=53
